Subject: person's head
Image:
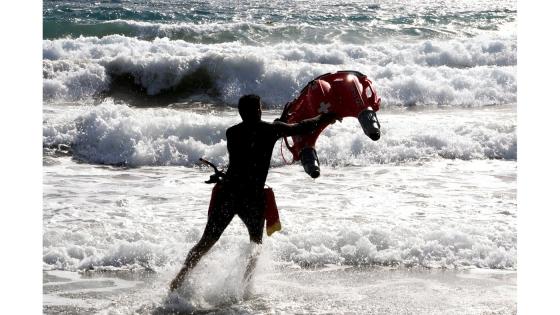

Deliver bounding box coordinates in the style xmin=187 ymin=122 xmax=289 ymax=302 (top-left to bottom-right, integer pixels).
xmin=238 ymin=94 xmax=262 ymax=124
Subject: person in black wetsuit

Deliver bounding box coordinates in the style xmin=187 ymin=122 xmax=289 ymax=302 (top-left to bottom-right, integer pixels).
xmin=169 ymin=94 xmax=337 ymax=291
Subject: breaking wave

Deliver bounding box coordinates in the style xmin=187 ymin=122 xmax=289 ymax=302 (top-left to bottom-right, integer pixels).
xmin=43 ymin=102 xmax=516 ymax=167
xmin=43 ymin=34 xmax=516 ymax=107
xmin=43 ymin=220 xmax=516 ymax=271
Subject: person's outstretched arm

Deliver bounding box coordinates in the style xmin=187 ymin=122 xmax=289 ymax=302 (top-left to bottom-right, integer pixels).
xmin=272 ymin=112 xmax=338 ymax=137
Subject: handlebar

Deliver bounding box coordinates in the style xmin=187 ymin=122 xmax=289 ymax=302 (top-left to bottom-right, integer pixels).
xmin=199 ymin=158 xmax=226 ymax=184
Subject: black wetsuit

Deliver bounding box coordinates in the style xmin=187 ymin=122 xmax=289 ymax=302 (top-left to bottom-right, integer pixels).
xmin=203 ymin=117 xmax=325 ymax=243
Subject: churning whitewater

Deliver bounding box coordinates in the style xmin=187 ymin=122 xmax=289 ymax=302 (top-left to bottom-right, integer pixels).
xmin=44 ymin=102 xmax=516 ymax=167
xmin=43 ymin=35 xmax=516 ymax=105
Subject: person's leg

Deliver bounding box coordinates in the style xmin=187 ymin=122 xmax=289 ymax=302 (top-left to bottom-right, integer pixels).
xmin=243 ymin=241 xmax=262 ymax=283
xmin=238 ymin=203 xmax=265 ymax=283
xmin=170 ymin=197 xmax=235 ymax=291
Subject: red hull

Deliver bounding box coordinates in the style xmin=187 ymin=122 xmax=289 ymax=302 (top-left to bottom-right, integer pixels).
xmin=280 ymin=71 xmax=381 ymax=163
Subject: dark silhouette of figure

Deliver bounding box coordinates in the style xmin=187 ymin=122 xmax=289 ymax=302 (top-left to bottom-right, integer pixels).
xmin=170 ymin=94 xmax=337 ymax=291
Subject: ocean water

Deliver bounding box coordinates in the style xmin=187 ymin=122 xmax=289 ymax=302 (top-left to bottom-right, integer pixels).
xmin=43 ymin=0 xmax=517 ymax=314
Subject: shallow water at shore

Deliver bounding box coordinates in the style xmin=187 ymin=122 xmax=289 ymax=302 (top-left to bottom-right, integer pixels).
xmin=43 ymin=267 xmax=516 ymax=314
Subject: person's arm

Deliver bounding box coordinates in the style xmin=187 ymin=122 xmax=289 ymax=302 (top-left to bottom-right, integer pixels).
xmin=272 ymin=112 xmax=338 ymax=137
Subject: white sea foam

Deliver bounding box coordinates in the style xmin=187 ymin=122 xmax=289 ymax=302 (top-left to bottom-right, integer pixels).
xmin=42 ymin=224 xmax=516 ymax=272
xmin=43 ymin=157 xmax=517 ymax=272
xmin=44 ymin=102 xmax=230 ymax=166
xmin=43 ymin=34 xmax=516 ymax=106
xmin=270 ymin=227 xmax=516 ymax=269
xmin=42 ymin=104 xmax=517 ymax=271
xmin=43 ymin=102 xmax=516 ymax=166
xmin=43 ymin=60 xmax=109 ymax=100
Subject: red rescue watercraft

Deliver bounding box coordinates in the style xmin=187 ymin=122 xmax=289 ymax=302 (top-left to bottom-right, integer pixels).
xmin=279 ymin=70 xmax=382 ymax=178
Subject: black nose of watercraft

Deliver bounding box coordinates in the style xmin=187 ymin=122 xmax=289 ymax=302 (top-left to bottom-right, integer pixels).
xmin=358 ymin=109 xmax=381 ymax=141
xmin=300 ymin=147 xmax=321 ymax=178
